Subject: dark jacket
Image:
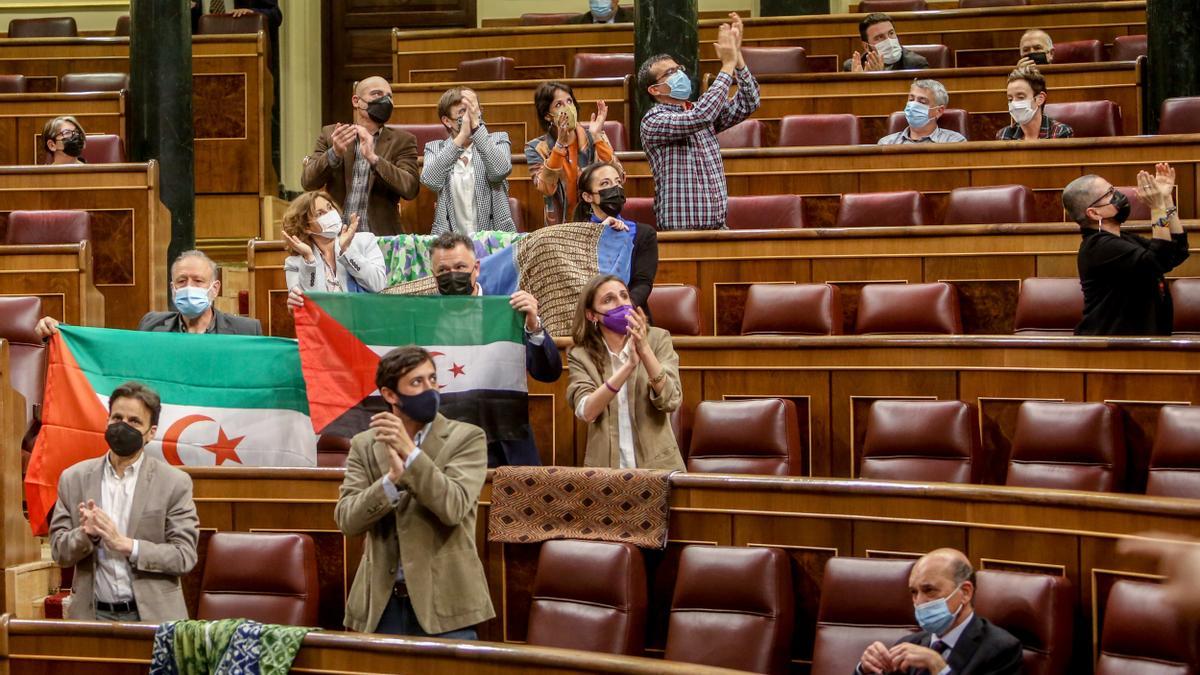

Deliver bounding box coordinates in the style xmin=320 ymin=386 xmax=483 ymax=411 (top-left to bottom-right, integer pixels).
xmin=565 ymin=6 xmax=635 ymax=23
xmin=631 ymin=222 xmax=658 ymax=319
xmin=884 ymin=615 xmax=1022 ymax=675
xmin=489 ymin=327 xmax=562 ymax=467
xmin=1076 ymin=228 xmax=1190 ymax=335
xmin=843 ymin=47 xmax=930 ymax=72
xmin=137 ymin=309 xmax=262 ymax=335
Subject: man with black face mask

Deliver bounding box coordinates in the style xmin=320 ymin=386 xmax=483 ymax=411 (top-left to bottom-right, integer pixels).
xmin=302 ymin=75 xmax=419 ymax=236
xmin=49 ymin=382 xmax=199 ymax=623
xmin=1063 ymin=163 xmax=1189 ymax=335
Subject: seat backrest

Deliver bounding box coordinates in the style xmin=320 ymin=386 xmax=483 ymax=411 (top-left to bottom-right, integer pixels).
xmin=779 ymin=114 xmax=860 ymax=147
xmin=854 ymin=282 xmax=962 ymax=335
xmin=1007 ymin=401 xmax=1125 ymax=492
xmin=603 ymin=120 xmax=629 ymax=152
xmin=0 ymin=296 xmax=47 ymax=425
xmin=316 ymin=434 xmax=350 ymax=468
xmin=0 ymin=75 xmax=27 ymax=94
xmin=858 ymin=0 xmax=928 ymax=10
xmin=741 ymin=46 xmax=809 ymax=75
xmin=622 ymin=196 xmax=656 ymax=226
xmin=1159 ymin=97 xmax=1200 ymax=135
xmin=1111 ymin=34 xmax=1147 ymax=61
xmin=1146 ymin=405 xmax=1200 ymax=498
xmin=1051 ymin=39 xmax=1104 ymax=64
xmin=1172 ymin=279 xmax=1200 ymax=335
xmin=836 ymin=190 xmax=928 ymax=228
xmin=886 ymin=109 xmax=969 ymax=139
xmin=572 ymin=52 xmax=634 ymax=79
xmin=114 ymin=15 xmax=130 ymax=36
xmin=80 ymin=134 xmax=126 ymax=164
xmin=8 ymin=17 xmax=78 ymax=38
xmin=1096 ymin=580 xmax=1195 ymax=675
xmin=671 ymin=404 xmax=695 ymax=463
xmin=647 ymin=285 xmax=700 ymax=336
xmin=456 ymin=56 xmax=515 ymax=82
xmin=716 ymin=119 xmax=765 ymax=149
xmin=1013 ymin=278 xmax=1084 ymax=335
xmin=860 ymin=400 xmax=979 ymax=483
xmin=905 ymin=44 xmax=951 ymax=69
xmin=5 ymin=210 xmax=91 ymax=245
xmin=811 ymin=557 xmax=917 ymax=675
xmin=943 ymin=184 xmax=1036 ymax=225
xmin=742 ymin=283 xmax=842 ymax=335
xmin=519 ymin=12 xmax=579 ymax=25
xmin=389 ymin=124 xmax=449 ymax=153
xmin=527 ymin=540 xmax=647 ymax=655
xmin=726 ymin=194 xmax=805 ymax=229
xmin=688 ymin=399 xmax=802 ymax=476
xmin=198 ymin=532 xmax=319 ymax=626
xmin=508 ymin=196 xmax=525 ymax=232
xmin=197 ymin=12 xmax=267 ymax=35
xmin=960 ymin=0 xmax=1027 ymax=5
xmin=1043 ymin=100 xmax=1122 ymax=137
xmin=665 ymin=545 xmax=794 ymax=674
xmin=59 ymin=72 xmax=129 ymax=93
xmin=973 ymin=570 xmax=1073 ymax=675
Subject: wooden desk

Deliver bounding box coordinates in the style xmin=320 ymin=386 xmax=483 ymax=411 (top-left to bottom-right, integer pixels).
xmin=0 ymin=163 xmax=167 ymax=330
xmin=0 ymin=92 xmax=125 ymax=166
xmin=0 ymin=342 xmax=39 ymax=616
xmin=0 ymin=244 xmax=104 ymax=330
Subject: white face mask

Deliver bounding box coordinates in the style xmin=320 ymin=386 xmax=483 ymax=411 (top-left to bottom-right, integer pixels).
xmin=314 ymin=210 xmax=343 ymax=239
xmin=1009 ymin=99 xmax=1038 ymax=125
xmin=875 ymin=37 xmax=903 ymax=65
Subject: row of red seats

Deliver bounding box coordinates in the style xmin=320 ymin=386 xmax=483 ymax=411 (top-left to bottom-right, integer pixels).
xmin=0 ymin=72 xmax=128 ymax=94
xmin=5 ymin=13 xmax=264 ymax=38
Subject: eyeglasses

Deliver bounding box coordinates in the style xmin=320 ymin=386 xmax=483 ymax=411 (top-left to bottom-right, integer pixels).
xmin=1087 ymin=186 xmax=1116 ymax=209
xmin=657 ymin=64 xmax=686 ymax=84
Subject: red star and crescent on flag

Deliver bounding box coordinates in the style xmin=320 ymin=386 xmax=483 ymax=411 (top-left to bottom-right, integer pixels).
xmin=160 ymin=414 xmax=246 ymax=466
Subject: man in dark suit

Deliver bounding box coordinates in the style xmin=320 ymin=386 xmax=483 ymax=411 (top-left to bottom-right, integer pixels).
xmin=857 ymin=548 xmax=1022 ymax=675
xmin=566 ymin=1 xmax=634 ymax=24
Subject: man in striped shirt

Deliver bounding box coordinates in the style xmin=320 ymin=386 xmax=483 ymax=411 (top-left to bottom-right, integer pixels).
xmin=639 ymin=13 xmax=760 ymax=231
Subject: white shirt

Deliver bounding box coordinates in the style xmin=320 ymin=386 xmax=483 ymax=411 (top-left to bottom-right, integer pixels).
xmin=450 ymin=146 xmax=476 ymax=235
xmin=574 ymin=341 xmax=637 ymax=468
xmin=93 ymin=453 xmax=144 ymax=604
xmin=931 ymin=611 xmax=975 ymax=675
xmin=379 ymin=424 xmax=430 ymax=583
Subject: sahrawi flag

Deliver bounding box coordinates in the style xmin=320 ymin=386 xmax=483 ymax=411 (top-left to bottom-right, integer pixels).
xmin=294 ymin=293 xmax=528 ymax=440
xmin=24 ymin=326 xmax=315 ymax=534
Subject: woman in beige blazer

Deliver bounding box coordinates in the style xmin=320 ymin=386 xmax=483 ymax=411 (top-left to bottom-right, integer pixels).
xmin=566 ymin=274 xmax=686 ymax=471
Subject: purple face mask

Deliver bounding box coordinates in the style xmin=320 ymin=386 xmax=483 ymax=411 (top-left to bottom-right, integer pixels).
xmin=600 ymin=304 xmax=634 ymax=334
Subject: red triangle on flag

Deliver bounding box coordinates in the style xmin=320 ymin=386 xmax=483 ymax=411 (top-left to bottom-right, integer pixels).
xmin=295 ymin=298 xmax=382 ymax=434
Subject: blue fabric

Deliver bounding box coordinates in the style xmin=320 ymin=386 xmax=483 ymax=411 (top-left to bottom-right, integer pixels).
xmin=150 ymin=621 xmax=180 ymax=675
xmin=592 ymin=215 xmax=635 ymax=284
xmin=480 ymin=244 xmax=519 ymax=296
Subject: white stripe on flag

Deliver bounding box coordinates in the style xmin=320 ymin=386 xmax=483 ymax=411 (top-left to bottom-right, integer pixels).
xmin=367 ymin=342 xmax=528 ymax=395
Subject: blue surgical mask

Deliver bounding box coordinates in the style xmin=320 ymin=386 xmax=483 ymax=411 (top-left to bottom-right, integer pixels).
xmin=664 ymin=70 xmax=692 ymax=100
xmin=914 ymin=585 xmax=964 ymax=635
xmin=904 ymin=101 xmax=932 ymax=129
xmin=590 ymin=0 xmax=614 ymax=19
xmin=173 ymin=284 xmax=213 ymax=319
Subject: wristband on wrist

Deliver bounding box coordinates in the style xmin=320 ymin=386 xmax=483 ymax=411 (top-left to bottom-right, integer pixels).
xmin=649 ymin=370 xmax=667 ymax=386
xmin=604 ymin=381 xmax=620 ymax=394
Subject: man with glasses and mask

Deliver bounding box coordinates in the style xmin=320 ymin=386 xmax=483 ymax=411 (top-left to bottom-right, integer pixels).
xmin=857 ymin=548 xmax=1021 ymax=675
xmin=1064 ymin=163 xmax=1189 ymax=335
xmin=302 ymin=75 xmax=419 ymax=236
xmin=639 ymin=13 xmax=759 ymax=231
xmin=50 ymin=382 xmax=199 ymax=623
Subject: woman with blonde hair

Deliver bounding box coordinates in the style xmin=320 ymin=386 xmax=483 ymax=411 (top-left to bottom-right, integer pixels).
xmin=282 ymin=190 xmax=388 ymax=295
xmin=565 ymin=274 xmax=685 ymax=471
xmin=41 ymin=116 xmax=86 ymax=165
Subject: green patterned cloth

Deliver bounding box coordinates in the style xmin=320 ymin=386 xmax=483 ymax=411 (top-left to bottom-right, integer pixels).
xmin=377 ymin=231 xmax=525 ymax=286
xmin=151 ymin=618 xmax=311 ymax=675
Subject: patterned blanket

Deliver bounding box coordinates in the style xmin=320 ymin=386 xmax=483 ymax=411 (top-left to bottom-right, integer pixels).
xmin=378 ymin=231 xmax=524 ymax=286
xmin=149 ymin=618 xmax=310 ymax=675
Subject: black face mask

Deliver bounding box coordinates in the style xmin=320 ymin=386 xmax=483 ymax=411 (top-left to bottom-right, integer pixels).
xmin=1025 ymin=51 xmax=1049 ymax=66
xmin=61 ymin=133 xmax=85 ymax=158
xmin=105 ymin=421 xmax=146 ymax=457
xmin=392 ymin=389 xmax=440 ymax=424
xmin=364 ymin=96 xmax=394 ymax=124
xmin=1110 ymin=190 xmax=1132 ymax=224
xmin=594 ymin=186 xmax=627 ymax=218
xmin=436 ymin=270 xmax=474 ymax=296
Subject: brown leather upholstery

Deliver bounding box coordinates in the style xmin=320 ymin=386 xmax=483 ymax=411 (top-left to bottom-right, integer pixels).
xmin=858 ymin=0 xmax=927 ymax=10
xmin=974 ymin=570 xmax=1073 ymax=675
xmin=860 ymin=400 xmax=979 ymax=483
xmin=1013 ymin=278 xmax=1084 ymax=335
xmin=741 ymin=283 xmax=842 ymax=335
xmin=316 ymin=434 xmax=350 ymax=468
xmin=779 ymin=114 xmax=861 ymax=147
xmin=0 ymin=75 xmax=27 ymax=93
xmin=527 ymin=540 xmax=647 ymax=655
xmin=60 ymin=72 xmax=129 ymax=93
xmin=1158 ymin=97 xmax=1200 ymax=135
xmin=114 ymin=15 xmax=130 ymax=36
xmin=741 ymin=46 xmax=809 ymax=75
xmin=1172 ymin=279 xmax=1200 ymax=336
xmin=886 ymin=109 xmax=969 ymax=139
xmin=811 ymin=557 xmax=917 ymax=675
xmin=1051 ymin=39 xmax=1104 ymax=64
xmin=1096 ymin=580 xmax=1196 ymax=675
xmin=1044 ymin=100 xmax=1123 ymax=137
xmin=1146 ymin=406 xmax=1200 ymax=498
xmin=603 ymin=120 xmax=628 ymax=152
xmin=1007 ymin=401 xmax=1125 ymax=492
xmin=8 ymin=18 xmax=78 ymax=38
xmin=5 ymin=210 xmax=91 ymax=245
xmin=687 ymin=399 xmax=803 ymax=476
xmin=716 ymin=119 xmax=765 ymax=148
xmin=671 ymin=404 xmax=694 ymax=462
xmin=943 ymin=184 xmax=1036 ymax=225
xmin=508 ymin=197 xmax=525 ymax=232
xmin=836 ymin=190 xmax=928 ymax=228
xmin=197 ymin=12 xmax=268 ymax=35
xmin=456 ymin=56 xmax=515 ymax=82
xmin=1113 ymin=186 xmax=1152 ymax=221
xmin=519 ymin=12 xmax=579 ymax=25
xmin=665 ymin=545 xmax=794 ymax=674
xmin=647 ymin=285 xmax=700 ymax=336
xmin=622 ymin=197 xmax=656 ymax=226
xmin=80 ymin=134 xmax=126 ymax=164
xmin=905 ymin=44 xmax=951 ymax=69
xmin=0 ymin=296 xmax=46 ymax=429
xmin=1111 ymin=34 xmax=1147 ymax=61
xmin=198 ymin=532 xmax=319 ymax=626
xmin=727 ymin=194 xmax=805 ymax=229
xmin=572 ymin=53 xmax=634 ymax=79
xmin=854 ymin=282 xmax=962 ymax=335
xmin=387 ymin=124 xmax=447 ymax=152
xmin=961 ymin=0 xmax=1026 ymax=5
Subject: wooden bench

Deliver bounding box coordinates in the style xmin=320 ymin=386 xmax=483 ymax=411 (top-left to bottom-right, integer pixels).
xmin=0 ymin=92 xmax=125 ymax=166
xmin=0 ymin=244 xmax=104 ymax=330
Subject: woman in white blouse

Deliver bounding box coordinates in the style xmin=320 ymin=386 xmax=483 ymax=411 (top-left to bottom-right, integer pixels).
xmin=282 ymin=190 xmax=388 ymax=294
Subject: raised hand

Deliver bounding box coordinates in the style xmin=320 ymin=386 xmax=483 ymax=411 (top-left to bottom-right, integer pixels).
xmin=850 ymin=51 xmax=865 ymax=72
xmin=729 ymin=12 xmax=744 ymax=48
xmin=1138 ymin=162 xmax=1176 ymax=208
xmin=370 ymin=411 xmax=416 ymax=482
xmin=355 ymin=125 xmax=378 ymax=164
xmin=864 ymin=49 xmax=885 ymax=72
xmin=282 ymin=230 xmax=315 ymax=263
xmin=509 ymin=290 xmax=541 ymax=332
xmin=337 ymin=217 xmax=356 ymax=251
xmin=714 ymin=24 xmax=738 ymax=68
xmin=588 ymin=100 xmax=609 ymax=138
xmin=453 ymin=109 xmax=472 ymax=147
xmin=331 ymin=123 xmax=357 ymax=155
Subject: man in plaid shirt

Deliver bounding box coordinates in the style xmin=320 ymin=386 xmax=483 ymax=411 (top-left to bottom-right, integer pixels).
xmin=639 ymin=13 xmax=760 ymax=231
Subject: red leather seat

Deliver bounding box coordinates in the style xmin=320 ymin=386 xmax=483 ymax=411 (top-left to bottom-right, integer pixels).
xmin=1111 ymin=35 xmax=1147 ymax=61
xmin=7 ymin=18 xmax=78 ymax=38
xmin=1171 ymin=279 xmax=1200 ymax=335
xmin=860 ymin=400 xmax=979 ymax=483
xmin=854 ymin=282 xmax=962 ymax=335
xmin=621 ymin=197 xmax=656 ymax=226
xmin=1013 ymin=278 xmax=1084 ymax=335
xmin=727 ymin=195 xmax=805 ymax=229
xmin=0 ymin=297 xmax=46 ymax=438
xmin=886 ymin=109 xmax=969 ymax=139
xmin=943 ymin=184 xmax=1036 ymax=225
xmin=1146 ymin=406 xmax=1200 ymax=498
xmin=316 ymin=434 xmax=350 ymax=468
xmin=0 ymin=75 xmax=27 ymax=93
xmin=665 ymin=545 xmax=794 ymax=674
xmin=198 ymin=532 xmax=319 ymax=626
xmin=80 ymin=134 xmax=126 ymax=164
xmin=1043 ymin=100 xmax=1123 ymax=137
xmin=388 ymin=124 xmax=449 ymax=152
xmin=1096 ymin=580 xmax=1195 ymax=675
xmin=960 ymin=0 xmax=1027 ymax=5
xmin=778 ymin=114 xmax=860 ymax=147
xmin=741 ymin=46 xmax=810 ymax=75
xmin=519 ymin=12 xmax=579 ymax=25
xmin=456 ymin=56 xmax=515 ymax=82
xmin=717 ymin=119 xmax=765 ymax=148
xmin=741 ymin=283 xmax=842 ymax=335
xmin=527 ymin=540 xmax=647 ymax=655
xmin=197 ymin=12 xmax=267 ymax=35
xmin=114 ymin=15 xmax=130 ymax=36
xmin=603 ymin=120 xmax=628 ymax=152
xmin=811 ymin=557 xmax=917 ymax=675
xmin=647 ymin=285 xmax=700 ymax=336
xmin=973 ymin=570 xmax=1073 ymax=675
xmin=1006 ymin=401 xmax=1125 ymax=492
xmin=905 ymin=44 xmax=951 ymax=69
xmin=687 ymin=398 xmax=803 ymax=476
xmin=508 ymin=197 xmax=525 ymax=232
xmin=572 ymin=53 xmax=634 ymax=79
xmin=671 ymin=404 xmax=695 ymax=463
xmin=1158 ymin=97 xmax=1200 ymax=135
xmin=5 ymin=210 xmax=91 ymax=245
xmin=1051 ymin=39 xmax=1103 ymax=64
xmin=836 ymin=190 xmax=928 ymax=228
xmin=59 ymin=73 xmax=129 ymax=93
xmin=858 ymin=0 xmax=928 ymax=10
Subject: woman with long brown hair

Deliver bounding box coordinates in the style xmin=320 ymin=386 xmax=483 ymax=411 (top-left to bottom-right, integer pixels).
xmin=282 ymin=190 xmax=388 ymax=295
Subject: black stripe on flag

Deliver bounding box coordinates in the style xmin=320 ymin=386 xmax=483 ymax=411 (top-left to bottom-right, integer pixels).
xmin=319 ymin=391 xmax=530 ymax=442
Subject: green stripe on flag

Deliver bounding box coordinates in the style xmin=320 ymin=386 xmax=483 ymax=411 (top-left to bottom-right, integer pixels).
xmin=309 ymin=293 xmax=525 ymax=346
xmin=59 ymin=326 xmax=309 ymax=413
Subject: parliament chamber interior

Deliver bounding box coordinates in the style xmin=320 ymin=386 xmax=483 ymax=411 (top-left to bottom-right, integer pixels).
xmin=1 ymin=0 xmax=1200 ymax=673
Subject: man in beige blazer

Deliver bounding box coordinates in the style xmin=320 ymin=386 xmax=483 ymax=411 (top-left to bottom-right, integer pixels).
xmin=336 ymin=346 xmax=494 ymax=638
xmin=50 ymin=382 xmax=199 ymax=623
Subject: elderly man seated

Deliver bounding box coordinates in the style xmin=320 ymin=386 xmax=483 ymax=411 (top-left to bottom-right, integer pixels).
xmin=877 ymin=79 xmax=966 ymax=145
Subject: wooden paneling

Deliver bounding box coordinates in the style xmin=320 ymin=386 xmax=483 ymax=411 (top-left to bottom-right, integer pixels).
xmin=0 ymin=244 xmax=104 ymax=330
xmin=0 ymin=93 xmax=125 ymax=166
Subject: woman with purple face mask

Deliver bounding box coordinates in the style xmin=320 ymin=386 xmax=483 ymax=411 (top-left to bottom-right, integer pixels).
xmin=565 ymin=274 xmax=686 ymax=471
